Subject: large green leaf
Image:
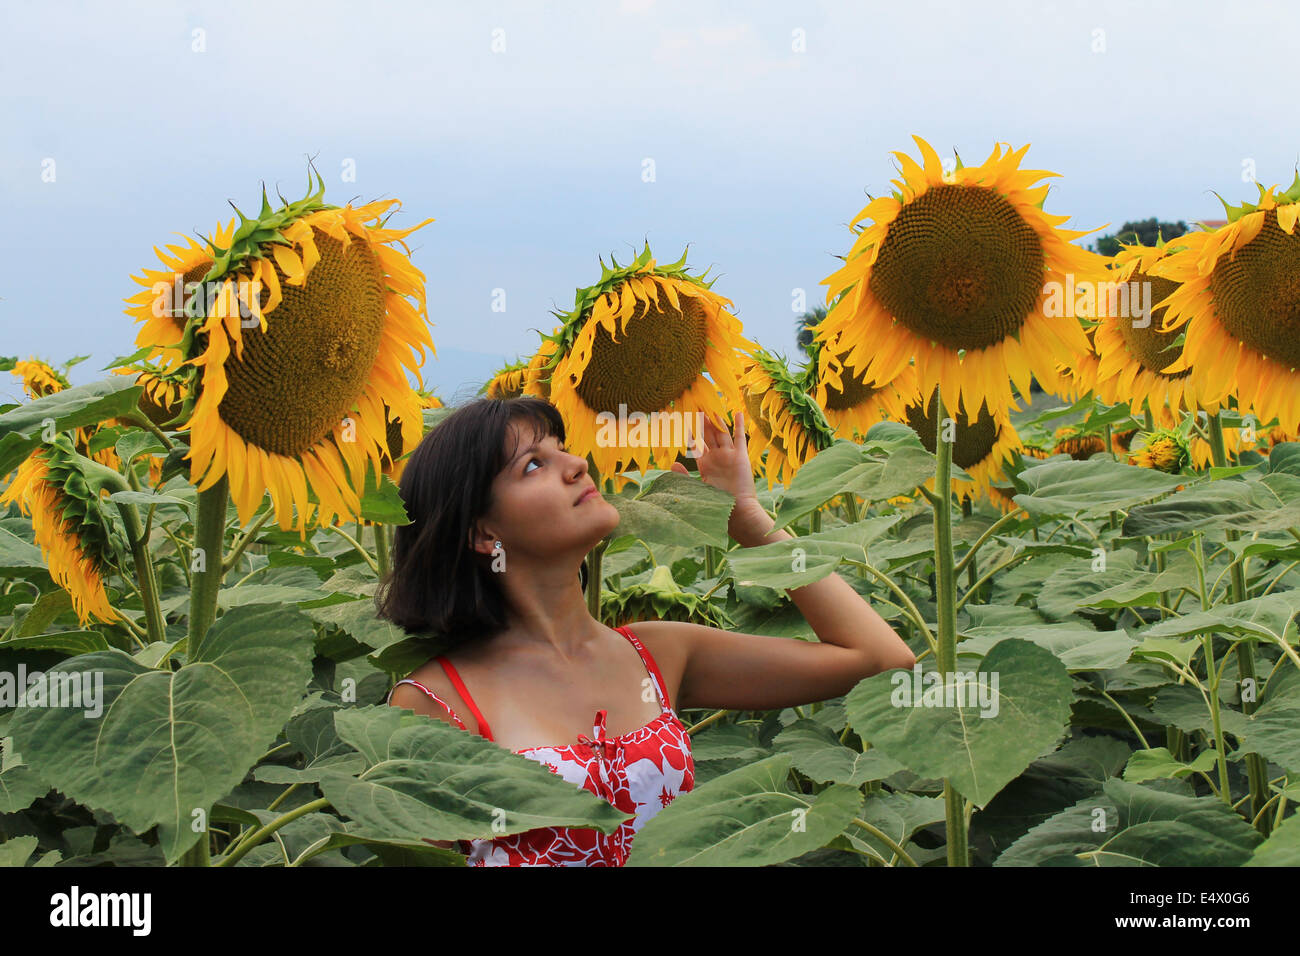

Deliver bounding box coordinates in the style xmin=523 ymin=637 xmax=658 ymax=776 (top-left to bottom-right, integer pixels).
xmin=725 ymin=515 xmax=900 ymax=591
xmin=1244 ymin=810 xmax=1300 ymax=866
xmin=0 ymin=526 xmax=45 ymax=574
xmin=1122 ymin=747 xmax=1218 ymax=783
xmin=317 ymin=705 xmax=630 ymax=842
xmin=1013 ymin=458 xmax=1184 ymax=519
xmin=840 ymin=789 xmax=946 ymax=863
xmin=775 ymin=439 xmax=937 ymax=527
xmin=7 ymin=603 xmax=316 ymax=862
xmin=1123 ymin=473 xmax=1300 ymax=537
xmin=1142 ymin=590 xmax=1300 ymax=651
xmin=770 ymin=718 xmax=903 ymax=785
xmin=0 ymin=377 xmax=143 ymax=476
xmin=996 ymin=778 xmax=1261 ymax=866
xmin=845 ymin=639 xmax=1073 ymax=808
xmin=957 ymin=624 xmax=1138 ymax=672
xmin=624 ymin=753 xmax=864 ymax=866
xmin=605 ymin=471 xmax=734 ymax=551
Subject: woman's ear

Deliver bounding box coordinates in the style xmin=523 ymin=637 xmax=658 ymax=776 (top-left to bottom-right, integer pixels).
xmin=467 ymin=520 xmax=496 ymax=557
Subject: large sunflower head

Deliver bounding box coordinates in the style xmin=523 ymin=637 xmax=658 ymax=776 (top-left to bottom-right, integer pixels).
xmin=802 ymin=310 xmax=919 ymax=441
xmin=125 ymin=173 xmax=435 ymax=532
xmin=1151 ymin=173 xmax=1300 ymax=433
xmin=900 ymin=387 xmax=1025 ymax=503
xmin=0 ymin=436 xmax=126 ymax=624
xmin=818 ymin=135 xmax=1107 ymax=420
xmin=540 ymin=244 xmax=758 ymax=490
xmin=1086 ymin=237 xmax=1214 ymax=418
xmin=738 ymin=348 xmax=836 ymax=491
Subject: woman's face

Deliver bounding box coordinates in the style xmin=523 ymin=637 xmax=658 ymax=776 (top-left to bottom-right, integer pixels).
xmin=471 ymin=424 xmax=621 ymax=560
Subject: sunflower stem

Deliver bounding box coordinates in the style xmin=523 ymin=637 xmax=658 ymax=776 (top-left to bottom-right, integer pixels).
xmin=843 ymin=493 xmax=859 ymax=524
xmin=222 ymin=507 xmax=273 ymax=574
xmin=932 ymin=387 xmax=967 ymax=867
xmin=177 ymin=482 xmax=227 ymax=869
xmin=114 ymin=501 xmax=166 ymax=646
xmin=373 ymin=523 xmax=391 ymax=580
xmin=1207 ymin=412 xmax=1270 ymax=833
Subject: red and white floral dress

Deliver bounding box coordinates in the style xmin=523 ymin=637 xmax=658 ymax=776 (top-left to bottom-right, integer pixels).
xmin=386 ymin=625 xmax=695 ymax=866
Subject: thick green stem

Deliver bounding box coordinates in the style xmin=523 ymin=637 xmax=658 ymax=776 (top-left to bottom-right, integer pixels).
xmin=179 ymin=478 xmax=229 ymax=868
xmin=1207 ymin=413 xmax=1270 ymax=833
xmin=374 ymin=523 xmax=391 ymax=579
xmin=933 ymin=387 xmax=967 ymax=867
xmin=843 ymin=493 xmax=859 ymax=524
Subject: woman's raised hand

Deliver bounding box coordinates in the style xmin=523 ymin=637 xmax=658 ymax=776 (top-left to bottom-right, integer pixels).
xmin=669 ymin=410 xmax=772 ymax=543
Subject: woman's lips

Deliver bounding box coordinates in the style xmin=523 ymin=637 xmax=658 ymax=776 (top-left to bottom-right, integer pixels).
xmin=576 ymin=486 xmax=599 ymax=505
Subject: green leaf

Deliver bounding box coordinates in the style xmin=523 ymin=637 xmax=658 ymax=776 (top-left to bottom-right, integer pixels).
xmin=1245 ymin=809 xmax=1300 ymax=866
xmin=0 ymin=835 xmax=40 ymax=867
xmin=6 ymin=603 xmax=316 ymax=863
xmin=771 ymin=719 xmax=903 ymax=785
xmin=0 ymin=762 xmax=49 ymax=813
xmin=840 ymin=789 xmax=946 ymax=862
xmin=845 ymin=639 xmax=1074 ymax=808
xmin=1122 ymin=747 xmax=1218 ymax=783
xmin=957 ymin=624 xmax=1139 ymax=672
xmin=0 ymin=377 xmax=143 ymax=476
xmin=725 ymin=515 xmax=900 ymax=591
xmin=624 ymin=753 xmax=864 ymax=866
xmin=606 ymin=471 xmax=734 ymax=551
xmin=0 ymin=527 xmax=46 ymax=573
xmin=359 ymin=468 xmax=411 ymax=525
xmin=1123 ymin=474 xmax=1300 ymax=536
xmin=303 ymin=597 xmax=410 ymax=652
xmin=14 ymin=589 xmax=73 ymax=636
xmin=1013 ymin=458 xmax=1184 ymax=519
xmin=0 ymin=630 xmax=110 ymax=656
xmin=997 ymin=778 xmax=1261 ymax=866
xmin=776 ymin=440 xmax=936 ymax=527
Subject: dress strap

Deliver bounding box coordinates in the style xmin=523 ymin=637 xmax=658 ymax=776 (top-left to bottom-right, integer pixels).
xmin=387 ymin=679 xmax=469 ymax=732
xmin=616 ymin=625 xmax=672 ymax=712
xmin=437 ymin=657 xmax=495 ymax=742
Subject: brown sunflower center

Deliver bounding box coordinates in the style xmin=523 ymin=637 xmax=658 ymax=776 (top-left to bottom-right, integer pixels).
xmin=868 ymin=184 xmax=1044 ymax=351
xmin=904 ymin=391 xmax=1000 ymax=468
xmin=823 ymin=353 xmax=880 ymax=411
xmin=573 ymin=281 xmax=708 ymax=415
xmin=1210 ymin=213 xmax=1300 ymax=371
xmin=1116 ymin=271 xmax=1189 ymax=377
xmin=218 ymin=227 xmax=387 ymax=457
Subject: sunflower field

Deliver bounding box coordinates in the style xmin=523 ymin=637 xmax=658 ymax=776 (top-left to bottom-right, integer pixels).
xmin=3 ymin=138 xmax=1300 ymax=870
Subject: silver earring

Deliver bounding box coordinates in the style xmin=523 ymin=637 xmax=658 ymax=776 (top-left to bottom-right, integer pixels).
xmin=491 ymin=540 xmax=506 ymax=573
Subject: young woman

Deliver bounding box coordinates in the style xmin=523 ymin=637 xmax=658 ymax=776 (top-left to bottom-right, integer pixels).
xmin=379 ymin=396 xmax=915 ymax=866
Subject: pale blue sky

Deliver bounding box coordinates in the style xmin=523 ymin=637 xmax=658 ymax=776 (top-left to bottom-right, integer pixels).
xmin=2 ymin=0 xmax=1295 ymax=404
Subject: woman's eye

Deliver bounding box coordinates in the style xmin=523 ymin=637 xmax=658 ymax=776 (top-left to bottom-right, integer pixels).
xmin=524 ymin=457 xmax=542 ymax=474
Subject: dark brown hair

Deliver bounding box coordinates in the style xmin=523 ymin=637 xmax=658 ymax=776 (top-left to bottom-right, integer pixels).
xmin=375 ymin=396 xmax=586 ymax=645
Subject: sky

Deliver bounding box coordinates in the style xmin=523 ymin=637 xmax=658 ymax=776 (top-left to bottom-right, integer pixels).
xmin=2 ymin=0 xmax=1296 ymax=405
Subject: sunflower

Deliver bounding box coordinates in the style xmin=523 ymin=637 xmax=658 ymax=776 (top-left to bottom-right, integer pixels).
xmin=1146 ymin=403 xmax=1243 ymax=470
xmin=0 ymin=437 xmax=124 ymax=624
xmin=1051 ymin=425 xmax=1106 ymax=460
xmin=818 ymin=135 xmax=1107 ymax=420
xmin=1128 ymin=427 xmax=1190 ymax=474
xmin=539 ymin=245 xmax=757 ymax=490
xmin=1151 ymin=174 xmax=1300 ymax=434
xmin=521 ymin=329 xmax=562 ymax=401
xmin=601 ymin=564 xmax=734 ymax=630
xmin=803 ymin=311 xmax=918 ymax=441
xmin=484 ymin=360 xmax=528 ymax=400
xmin=900 ymin=387 xmax=1026 ymax=503
xmin=381 ymin=389 xmax=441 ymax=484
xmin=739 ymin=348 xmax=836 ymax=491
xmin=1085 ymin=239 xmax=1219 ymax=423
xmin=1111 ymin=427 xmax=1139 ymax=455
xmin=125 ymin=174 xmax=435 ymax=531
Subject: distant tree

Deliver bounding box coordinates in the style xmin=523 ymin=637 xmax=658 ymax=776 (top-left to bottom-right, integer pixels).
xmin=1091 ymin=218 xmax=1188 ymax=256
xmin=795 ymin=306 xmax=828 ymax=361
